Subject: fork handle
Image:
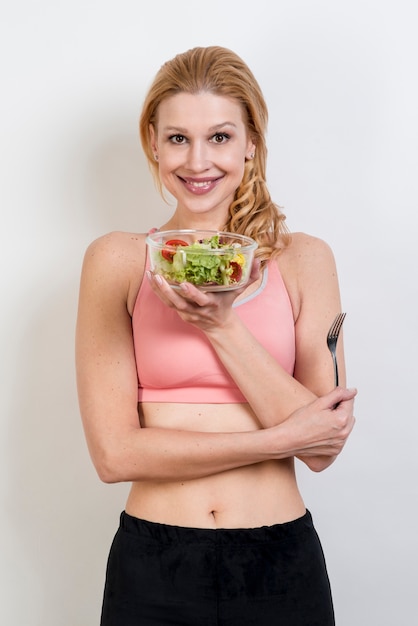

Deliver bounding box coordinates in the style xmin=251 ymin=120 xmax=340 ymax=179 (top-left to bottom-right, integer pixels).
xmin=332 ymin=353 xmax=339 ymax=387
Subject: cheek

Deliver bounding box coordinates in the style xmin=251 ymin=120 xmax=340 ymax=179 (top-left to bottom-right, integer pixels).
xmin=157 ymin=154 xmax=178 ymax=179
xmin=157 ymin=158 xmax=182 ymax=191
xmin=227 ymin=150 xmax=247 ymax=178
xmin=222 ymin=144 xmax=246 ymax=166
xmin=158 ymin=147 xmax=183 ymax=168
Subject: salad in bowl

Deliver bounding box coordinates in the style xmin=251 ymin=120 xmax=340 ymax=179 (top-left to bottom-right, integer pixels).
xmin=146 ymin=230 xmax=258 ymax=291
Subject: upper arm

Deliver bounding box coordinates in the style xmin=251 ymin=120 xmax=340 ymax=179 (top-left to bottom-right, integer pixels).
xmin=75 ymin=233 xmax=144 ymax=477
xmin=286 ymin=234 xmax=346 ymax=395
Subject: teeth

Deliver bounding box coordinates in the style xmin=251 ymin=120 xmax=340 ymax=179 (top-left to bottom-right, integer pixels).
xmin=188 ymin=180 xmax=211 ymax=188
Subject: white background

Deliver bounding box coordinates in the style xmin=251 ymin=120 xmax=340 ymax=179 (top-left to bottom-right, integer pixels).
xmin=1 ymin=1 xmax=417 ymax=624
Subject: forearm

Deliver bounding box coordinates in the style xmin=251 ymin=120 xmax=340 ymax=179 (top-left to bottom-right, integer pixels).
xmin=88 ymin=386 xmax=356 ymax=483
xmin=93 ymin=425 xmax=270 ymax=483
xmin=204 ymin=319 xmax=343 ymax=473
xmin=204 ymin=313 xmax=317 ymax=428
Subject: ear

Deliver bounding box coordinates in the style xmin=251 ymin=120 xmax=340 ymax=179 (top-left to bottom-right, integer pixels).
xmin=245 ymin=137 xmax=256 ymax=160
xmin=149 ymin=124 xmax=157 ymax=153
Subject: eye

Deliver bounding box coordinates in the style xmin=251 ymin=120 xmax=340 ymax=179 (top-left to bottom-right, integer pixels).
xmin=169 ymin=134 xmax=187 ymax=144
xmin=211 ymin=133 xmax=230 ymax=144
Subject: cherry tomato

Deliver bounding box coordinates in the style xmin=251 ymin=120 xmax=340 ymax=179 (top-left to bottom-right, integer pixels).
xmin=230 ymin=261 xmax=242 ymax=283
xmin=161 ymin=239 xmax=188 ymax=262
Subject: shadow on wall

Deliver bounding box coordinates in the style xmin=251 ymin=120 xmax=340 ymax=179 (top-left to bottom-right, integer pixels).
xmin=5 ymin=116 xmax=167 ymax=624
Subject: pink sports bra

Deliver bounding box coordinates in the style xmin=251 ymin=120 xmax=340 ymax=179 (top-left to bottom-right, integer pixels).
xmin=132 ymin=255 xmax=296 ymax=403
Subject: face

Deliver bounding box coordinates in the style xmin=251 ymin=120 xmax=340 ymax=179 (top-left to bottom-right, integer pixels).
xmin=149 ymin=92 xmax=255 ymax=226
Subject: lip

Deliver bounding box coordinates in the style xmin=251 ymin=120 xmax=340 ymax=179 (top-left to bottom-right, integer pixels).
xmin=179 ymin=175 xmax=223 ymax=195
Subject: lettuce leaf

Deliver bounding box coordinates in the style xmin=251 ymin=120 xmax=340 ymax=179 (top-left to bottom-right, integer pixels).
xmin=156 ymin=235 xmax=239 ymax=286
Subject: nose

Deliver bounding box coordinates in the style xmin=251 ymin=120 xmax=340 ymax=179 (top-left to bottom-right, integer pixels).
xmin=185 ymin=140 xmax=210 ymax=172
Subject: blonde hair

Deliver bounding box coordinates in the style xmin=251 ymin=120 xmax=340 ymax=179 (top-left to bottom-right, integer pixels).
xmin=139 ymin=46 xmax=290 ymax=262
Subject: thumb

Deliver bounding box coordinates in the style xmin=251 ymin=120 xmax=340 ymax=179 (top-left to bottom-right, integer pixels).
xmin=317 ymin=386 xmax=358 ymax=410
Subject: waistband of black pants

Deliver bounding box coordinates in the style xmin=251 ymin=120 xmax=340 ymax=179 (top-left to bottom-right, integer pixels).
xmin=119 ymin=509 xmax=313 ymax=545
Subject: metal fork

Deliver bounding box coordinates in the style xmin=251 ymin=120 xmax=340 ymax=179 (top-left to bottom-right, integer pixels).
xmin=326 ymin=313 xmax=346 ymax=387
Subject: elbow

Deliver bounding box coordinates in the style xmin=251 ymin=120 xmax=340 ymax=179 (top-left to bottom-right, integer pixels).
xmin=92 ymin=447 xmax=134 ymax=484
xmin=309 ymin=463 xmax=330 ymax=474
xmin=85 ymin=425 xmax=145 ymax=483
xmin=312 ymin=457 xmax=336 ymax=473
xmin=96 ymin=463 xmax=121 ymax=484
xmin=299 ymin=455 xmax=336 ymax=473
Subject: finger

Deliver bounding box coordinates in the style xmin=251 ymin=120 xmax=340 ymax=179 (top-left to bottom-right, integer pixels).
xmin=146 ymin=271 xmax=190 ymax=308
xmin=180 ymin=281 xmax=241 ymax=309
xmin=316 ymin=386 xmax=358 ymax=411
xmin=178 ymin=282 xmax=213 ymax=306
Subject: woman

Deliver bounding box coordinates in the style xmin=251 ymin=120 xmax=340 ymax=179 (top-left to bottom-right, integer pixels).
xmin=76 ymin=46 xmax=356 ymax=625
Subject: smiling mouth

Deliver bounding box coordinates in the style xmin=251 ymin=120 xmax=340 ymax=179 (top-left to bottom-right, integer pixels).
xmin=179 ymin=176 xmax=223 ymax=193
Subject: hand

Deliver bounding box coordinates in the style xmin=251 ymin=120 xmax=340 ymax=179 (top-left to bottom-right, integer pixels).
xmin=273 ymin=386 xmax=357 ymax=469
xmin=146 ymin=260 xmax=261 ymax=332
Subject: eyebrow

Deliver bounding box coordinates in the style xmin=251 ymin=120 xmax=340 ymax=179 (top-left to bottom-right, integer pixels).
xmin=162 ymin=122 xmax=238 ymax=134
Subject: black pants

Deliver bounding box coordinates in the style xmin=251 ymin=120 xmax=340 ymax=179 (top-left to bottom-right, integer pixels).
xmin=100 ymin=510 xmax=335 ymax=625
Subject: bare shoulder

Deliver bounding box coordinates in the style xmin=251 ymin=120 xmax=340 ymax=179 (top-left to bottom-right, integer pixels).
xmin=83 ymin=230 xmax=146 ymax=264
xmin=80 ymin=231 xmax=147 ymax=313
xmin=280 ymin=232 xmax=336 ymax=269
xmin=277 ymin=232 xmax=339 ymax=320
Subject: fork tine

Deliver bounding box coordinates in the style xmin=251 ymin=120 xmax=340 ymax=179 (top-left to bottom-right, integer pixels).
xmin=328 ymin=317 xmax=337 ymax=337
xmin=329 ymin=312 xmax=346 ymax=338
xmin=335 ymin=312 xmax=346 ymax=336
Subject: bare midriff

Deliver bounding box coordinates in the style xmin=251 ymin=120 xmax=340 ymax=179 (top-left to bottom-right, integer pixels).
xmin=125 ymin=401 xmax=306 ymax=529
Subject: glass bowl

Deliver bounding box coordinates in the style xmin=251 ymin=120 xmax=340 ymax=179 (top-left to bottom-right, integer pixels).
xmin=146 ymin=229 xmax=258 ymax=291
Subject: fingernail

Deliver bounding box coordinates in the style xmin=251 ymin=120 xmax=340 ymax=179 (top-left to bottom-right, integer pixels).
xmin=154 ymin=274 xmax=163 ymax=285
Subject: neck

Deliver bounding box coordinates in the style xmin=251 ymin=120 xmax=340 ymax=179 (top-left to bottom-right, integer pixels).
xmin=161 ymin=210 xmax=228 ymax=232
